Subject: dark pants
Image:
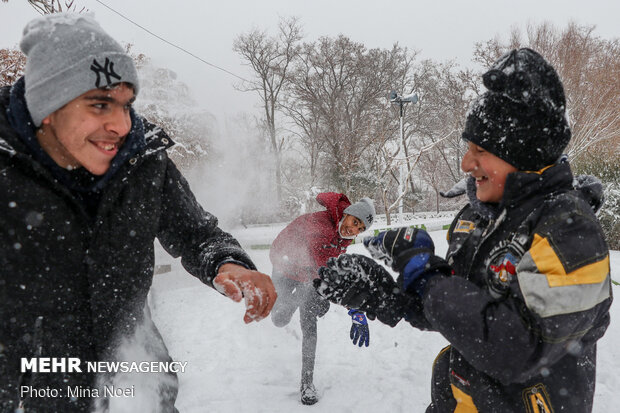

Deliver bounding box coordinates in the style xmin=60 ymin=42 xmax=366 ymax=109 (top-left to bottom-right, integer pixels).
xmin=271 ymin=272 xmax=329 ymax=386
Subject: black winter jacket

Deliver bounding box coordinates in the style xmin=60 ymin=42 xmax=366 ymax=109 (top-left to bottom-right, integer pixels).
xmin=409 ymin=163 xmax=612 ymax=412
xmin=0 ymin=84 xmax=255 ymax=412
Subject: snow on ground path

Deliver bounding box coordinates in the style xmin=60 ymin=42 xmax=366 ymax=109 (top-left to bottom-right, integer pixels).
xmin=150 ymin=232 xmax=620 ymax=413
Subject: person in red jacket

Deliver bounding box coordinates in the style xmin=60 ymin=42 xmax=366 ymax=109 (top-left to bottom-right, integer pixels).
xmin=270 ymin=192 xmax=375 ymax=405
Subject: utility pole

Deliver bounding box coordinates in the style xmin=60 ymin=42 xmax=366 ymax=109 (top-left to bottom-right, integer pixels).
xmin=389 ymin=90 xmax=418 ymax=222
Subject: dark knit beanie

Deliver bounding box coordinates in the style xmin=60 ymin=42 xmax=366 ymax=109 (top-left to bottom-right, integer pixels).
xmin=462 ymin=48 xmax=571 ymax=171
xmin=20 ymin=13 xmax=139 ymax=126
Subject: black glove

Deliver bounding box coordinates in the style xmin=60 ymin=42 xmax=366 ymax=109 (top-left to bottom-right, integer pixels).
xmin=313 ymin=254 xmax=409 ymax=327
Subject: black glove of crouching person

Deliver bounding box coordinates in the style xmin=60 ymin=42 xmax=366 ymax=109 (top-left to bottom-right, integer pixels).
xmin=313 ymin=254 xmax=414 ymax=327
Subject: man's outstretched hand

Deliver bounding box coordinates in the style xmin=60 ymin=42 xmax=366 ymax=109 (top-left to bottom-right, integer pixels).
xmin=214 ymin=263 xmax=277 ymax=324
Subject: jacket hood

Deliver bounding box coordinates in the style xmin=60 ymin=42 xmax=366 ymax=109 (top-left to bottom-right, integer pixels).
xmin=316 ymin=192 xmax=352 ymax=225
xmin=573 ymin=174 xmax=604 ymax=213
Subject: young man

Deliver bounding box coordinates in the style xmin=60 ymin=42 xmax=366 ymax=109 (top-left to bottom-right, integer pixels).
xmin=269 ymin=193 xmax=375 ymax=405
xmin=0 ymin=14 xmax=276 ymax=412
xmin=314 ymin=49 xmax=612 ymax=412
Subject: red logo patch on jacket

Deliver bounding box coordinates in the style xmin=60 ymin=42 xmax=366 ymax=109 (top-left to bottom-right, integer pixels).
xmin=490 ymin=253 xmax=517 ymax=283
xmin=487 ymin=252 xmax=518 ymax=298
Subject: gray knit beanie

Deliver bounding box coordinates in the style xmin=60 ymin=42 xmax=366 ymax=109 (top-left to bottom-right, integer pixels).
xmin=344 ymin=198 xmax=376 ymax=229
xmin=20 ymin=13 xmax=139 ymax=126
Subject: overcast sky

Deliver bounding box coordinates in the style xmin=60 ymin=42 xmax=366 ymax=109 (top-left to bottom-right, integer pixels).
xmin=1 ymin=0 xmax=619 ymax=120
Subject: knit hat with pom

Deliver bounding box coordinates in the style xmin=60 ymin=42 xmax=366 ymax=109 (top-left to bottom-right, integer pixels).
xmin=462 ymin=48 xmax=571 ymax=171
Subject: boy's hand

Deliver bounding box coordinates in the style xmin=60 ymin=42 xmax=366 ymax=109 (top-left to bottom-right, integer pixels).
xmin=363 ymin=227 xmax=435 ymax=273
xmin=348 ymin=309 xmax=370 ymax=347
xmin=314 ymin=254 xmax=407 ymax=327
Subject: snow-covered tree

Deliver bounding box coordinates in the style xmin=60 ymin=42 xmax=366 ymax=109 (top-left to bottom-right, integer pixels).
xmin=573 ymin=150 xmax=620 ymax=249
xmin=0 ymin=47 xmax=26 ymax=87
xmin=233 ymin=16 xmax=302 ymax=205
xmin=404 ymin=59 xmax=477 ymax=210
xmin=134 ymin=56 xmax=215 ymax=172
xmin=285 ymin=36 xmax=409 ymax=198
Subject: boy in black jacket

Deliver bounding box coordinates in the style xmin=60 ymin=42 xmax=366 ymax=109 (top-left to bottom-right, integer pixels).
xmin=0 ymin=13 xmax=276 ymax=412
xmin=315 ymin=49 xmax=612 ymax=412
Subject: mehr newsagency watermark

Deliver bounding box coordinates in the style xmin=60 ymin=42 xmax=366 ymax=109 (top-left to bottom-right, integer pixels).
xmin=20 ymin=357 xmax=188 ymax=399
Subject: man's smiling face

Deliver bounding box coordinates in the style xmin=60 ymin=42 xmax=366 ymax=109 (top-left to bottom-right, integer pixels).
xmin=36 ymin=83 xmax=135 ymax=176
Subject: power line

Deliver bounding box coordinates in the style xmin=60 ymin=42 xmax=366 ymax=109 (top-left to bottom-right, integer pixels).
xmin=92 ymin=0 xmax=250 ymax=83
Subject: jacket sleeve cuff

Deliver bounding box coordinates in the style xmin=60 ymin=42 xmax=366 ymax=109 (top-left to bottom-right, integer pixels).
xmin=215 ymin=259 xmax=251 ymax=273
xmin=199 ymin=249 xmax=256 ymax=287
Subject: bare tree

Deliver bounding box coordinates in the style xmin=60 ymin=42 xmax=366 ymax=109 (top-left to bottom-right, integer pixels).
xmin=26 ymin=0 xmax=86 ymax=14
xmin=285 ymin=36 xmax=409 ymax=200
xmin=388 ymin=58 xmax=477 ymax=217
xmin=416 ymin=135 xmax=462 ymax=213
xmin=373 ymin=131 xmax=454 ymax=223
xmin=134 ymin=55 xmax=215 ymax=172
xmin=282 ymin=101 xmax=327 ymax=188
xmin=283 ymin=38 xmax=477 ymax=218
xmin=371 ymin=134 xmax=404 ymax=224
xmin=233 ymin=16 xmax=302 ymax=205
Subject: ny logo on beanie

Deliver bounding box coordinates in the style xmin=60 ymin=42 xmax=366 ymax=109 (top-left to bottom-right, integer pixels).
xmin=90 ymin=58 xmax=122 ymax=88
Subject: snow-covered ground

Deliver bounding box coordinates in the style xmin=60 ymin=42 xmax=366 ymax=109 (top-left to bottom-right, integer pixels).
xmin=149 ymin=222 xmax=619 ymax=413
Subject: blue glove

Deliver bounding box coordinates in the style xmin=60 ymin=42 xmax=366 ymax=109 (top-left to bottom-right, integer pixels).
xmin=363 ymin=227 xmax=434 ymax=273
xmin=348 ymin=309 xmax=369 ymax=347
xmin=363 ymin=231 xmax=391 ymax=262
xmin=364 ymin=227 xmax=452 ymax=295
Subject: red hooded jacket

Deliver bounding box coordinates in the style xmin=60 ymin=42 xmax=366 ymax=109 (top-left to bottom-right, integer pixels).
xmin=269 ymin=192 xmax=352 ymax=282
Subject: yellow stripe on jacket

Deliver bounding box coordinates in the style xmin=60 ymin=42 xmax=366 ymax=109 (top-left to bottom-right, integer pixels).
xmin=451 ymin=385 xmax=478 ymax=413
xmin=529 ymin=234 xmax=609 ymax=287
xmin=516 ymin=234 xmax=611 ymax=318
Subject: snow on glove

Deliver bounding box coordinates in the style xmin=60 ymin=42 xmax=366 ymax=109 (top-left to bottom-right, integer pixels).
xmin=364 ymin=227 xmax=453 ymax=295
xmin=348 ymin=309 xmax=369 ymax=347
xmin=313 ymin=254 xmax=408 ymax=327
xmin=363 ymin=227 xmax=434 ymax=273
xmin=363 ymin=231 xmax=390 ymax=263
